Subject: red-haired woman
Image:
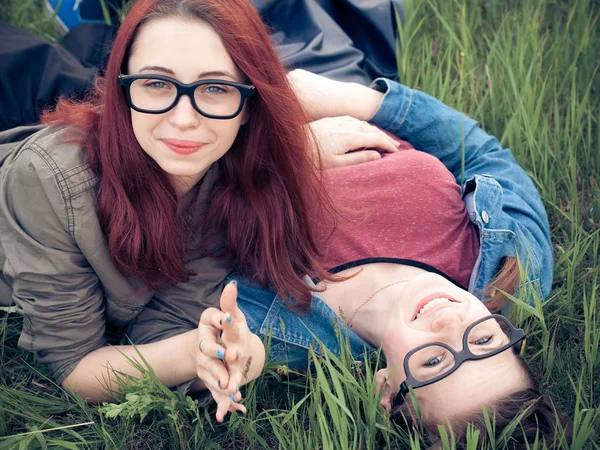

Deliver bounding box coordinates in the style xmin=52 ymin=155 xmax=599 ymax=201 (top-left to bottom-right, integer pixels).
xmin=199 ymin=70 xmax=563 ymax=446
xmin=0 ymin=0 xmax=396 ymax=421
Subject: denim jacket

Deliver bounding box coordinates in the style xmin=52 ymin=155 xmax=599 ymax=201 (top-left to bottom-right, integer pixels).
xmin=369 ymin=78 xmax=553 ymax=301
xmin=226 ymin=80 xmax=553 ymax=369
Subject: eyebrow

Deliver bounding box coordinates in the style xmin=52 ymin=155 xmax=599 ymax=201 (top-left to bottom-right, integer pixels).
xmin=138 ymin=65 xmax=237 ymax=80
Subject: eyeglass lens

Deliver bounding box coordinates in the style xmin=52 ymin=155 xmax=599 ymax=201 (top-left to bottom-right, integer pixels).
xmin=407 ymin=317 xmax=513 ymax=382
xmin=129 ymin=78 xmax=243 ymax=116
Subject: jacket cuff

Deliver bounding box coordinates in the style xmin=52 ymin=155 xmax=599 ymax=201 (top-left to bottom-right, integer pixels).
xmin=367 ymin=78 xmax=413 ymax=133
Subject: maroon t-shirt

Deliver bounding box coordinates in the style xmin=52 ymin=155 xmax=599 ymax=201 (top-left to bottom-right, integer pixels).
xmin=317 ymin=146 xmax=480 ymax=289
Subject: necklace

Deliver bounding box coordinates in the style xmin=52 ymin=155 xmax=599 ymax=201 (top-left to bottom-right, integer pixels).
xmin=346 ymin=279 xmax=409 ymax=327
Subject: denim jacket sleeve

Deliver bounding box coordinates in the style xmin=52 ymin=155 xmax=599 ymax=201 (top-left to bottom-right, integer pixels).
xmin=367 ymin=79 xmax=553 ymax=302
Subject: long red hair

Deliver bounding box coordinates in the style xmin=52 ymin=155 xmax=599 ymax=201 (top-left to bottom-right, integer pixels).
xmin=42 ymin=0 xmax=335 ymax=308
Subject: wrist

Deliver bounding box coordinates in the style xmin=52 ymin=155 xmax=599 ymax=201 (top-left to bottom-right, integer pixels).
xmin=347 ymin=84 xmax=385 ymax=121
xmin=182 ymin=329 xmax=200 ymax=378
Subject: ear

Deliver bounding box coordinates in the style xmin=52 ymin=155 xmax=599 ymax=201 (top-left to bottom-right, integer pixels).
xmin=376 ymin=368 xmax=394 ymax=412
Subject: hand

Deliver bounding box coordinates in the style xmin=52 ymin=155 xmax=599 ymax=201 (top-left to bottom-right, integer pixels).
xmin=308 ymin=116 xmax=400 ymax=169
xmin=288 ymin=69 xmax=384 ymax=122
xmin=218 ymin=281 xmax=266 ymax=395
xmin=194 ymin=282 xmax=265 ymax=422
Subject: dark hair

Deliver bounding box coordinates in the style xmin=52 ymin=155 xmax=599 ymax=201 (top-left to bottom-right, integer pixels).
xmin=41 ymin=0 xmax=336 ymax=307
xmin=392 ymin=352 xmax=573 ymax=449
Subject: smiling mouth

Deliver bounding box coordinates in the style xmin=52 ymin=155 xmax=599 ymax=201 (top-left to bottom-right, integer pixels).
xmin=162 ymin=138 xmax=206 ymax=155
xmin=412 ymin=295 xmax=459 ymax=321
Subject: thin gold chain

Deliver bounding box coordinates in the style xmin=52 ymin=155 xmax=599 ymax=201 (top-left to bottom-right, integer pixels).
xmin=346 ymin=279 xmax=409 ymax=327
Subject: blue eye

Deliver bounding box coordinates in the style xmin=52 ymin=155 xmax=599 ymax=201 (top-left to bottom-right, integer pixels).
xmin=425 ymin=356 xmax=443 ymax=366
xmin=474 ymin=336 xmax=493 ymax=345
xmin=144 ymin=81 xmax=169 ymax=89
xmin=201 ymin=85 xmax=229 ymax=95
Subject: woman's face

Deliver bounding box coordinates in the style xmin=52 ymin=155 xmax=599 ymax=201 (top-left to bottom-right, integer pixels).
xmin=376 ymin=272 xmax=529 ymax=423
xmin=127 ymin=18 xmax=247 ymax=195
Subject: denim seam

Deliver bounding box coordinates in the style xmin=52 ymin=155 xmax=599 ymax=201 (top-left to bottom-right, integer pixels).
xmin=258 ymin=299 xmax=319 ymax=351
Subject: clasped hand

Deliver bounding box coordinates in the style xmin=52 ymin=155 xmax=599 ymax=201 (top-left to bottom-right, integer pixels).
xmin=194 ymin=282 xmax=266 ymax=422
xmin=288 ymin=69 xmax=400 ymax=169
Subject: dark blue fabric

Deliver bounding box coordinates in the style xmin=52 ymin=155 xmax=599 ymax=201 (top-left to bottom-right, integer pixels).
xmin=256 ymin=0 xmax=403 ymax=84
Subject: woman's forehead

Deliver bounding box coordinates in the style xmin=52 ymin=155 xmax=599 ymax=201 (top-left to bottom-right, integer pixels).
xmin=128 ymin=17 xmax=241 ymax=81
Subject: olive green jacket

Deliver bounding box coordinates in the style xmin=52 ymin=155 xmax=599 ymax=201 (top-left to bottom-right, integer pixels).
xmin=0 ymin=125 xmax=232 ymax=384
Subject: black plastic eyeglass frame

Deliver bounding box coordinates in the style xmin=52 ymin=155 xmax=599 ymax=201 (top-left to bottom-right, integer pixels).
xmin=117 ymin=74 xmax=256 ymax=119
xmin=395 ymin=314 xmax=525 ymax=404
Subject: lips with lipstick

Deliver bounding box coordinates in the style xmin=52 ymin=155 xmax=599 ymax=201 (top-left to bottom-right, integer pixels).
xmin=412 ymin=294 xmax=460 ymax=321
xmin=162 ymin=138 xmax=206 ymax=155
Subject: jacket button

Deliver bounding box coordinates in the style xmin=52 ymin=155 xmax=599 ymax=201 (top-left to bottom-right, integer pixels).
xmin=482 ymin=211 xmax=489 ymax=223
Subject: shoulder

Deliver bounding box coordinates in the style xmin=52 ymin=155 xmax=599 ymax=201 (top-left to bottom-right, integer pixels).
xmin=2 ymin=125 xmax=99 ymax=199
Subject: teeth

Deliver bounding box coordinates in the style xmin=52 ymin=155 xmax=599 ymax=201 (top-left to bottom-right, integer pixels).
xmin=415 ymin=297 xmax=452 ymax=319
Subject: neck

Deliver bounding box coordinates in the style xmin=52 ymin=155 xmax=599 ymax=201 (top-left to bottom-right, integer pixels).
xmin=171 ymin=169 xmax=209 ymax=198
xmin=319 ymin=263 xmax=427 ymax=347
xmin=349 ymin=291 xmax=397 ymax=346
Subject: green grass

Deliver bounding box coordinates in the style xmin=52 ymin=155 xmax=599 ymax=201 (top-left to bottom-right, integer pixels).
xmin=1 ymin=0 xmax=599 ymax=448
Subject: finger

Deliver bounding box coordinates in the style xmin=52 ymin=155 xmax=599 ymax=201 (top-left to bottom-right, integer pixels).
xmin=199 ymin=307 xmax=225 ymax=330
xmin=198 ymin=337 xmax=227 ymax=361
xmin=215 ymin=393 xmax=246 ymax=422
xmin=197 ymin=325 xmax=231 ymax=386
xmin=360 ymin=129 xmax=400 ymax=154
xmin=226 ymin=367 xmax=246 ymax=397
xmin=221 ymin=314 xmax=241 ymax=344
xmin=334 ymin=150 xmax=381 ymax=167
xmin=220 ymin=281 xmax=246 ymax=323
xmin=197 ymin=353 xmax=231 ymax=389
xmin=224 ymin=345 xmax=241 ymax=365
xmin=229 ymin=400 xmax=247 ymax=415
xmin=215 ymin=396 xmax=231 ymax=423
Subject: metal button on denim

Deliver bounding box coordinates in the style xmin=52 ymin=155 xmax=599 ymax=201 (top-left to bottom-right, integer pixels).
xmin=482 ymin=210 xmax=489 ymax=223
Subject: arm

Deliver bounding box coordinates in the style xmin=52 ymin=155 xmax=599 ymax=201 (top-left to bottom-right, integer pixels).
xmin=64 ymin=331 xmax=198 ymax=402
xmin=289 ymin=69 xmax=552 ymax=299
xmin=0 ymin=146 xmax=206 ymax=401
xmin=366 ymin=79 xmax=552 ymax=299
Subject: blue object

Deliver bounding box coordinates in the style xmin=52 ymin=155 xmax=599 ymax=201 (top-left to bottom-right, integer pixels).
xmin=46 ymin=0 xmax=106 ymax=33
xmin=368 ymin=79 xmax=553 ymax=303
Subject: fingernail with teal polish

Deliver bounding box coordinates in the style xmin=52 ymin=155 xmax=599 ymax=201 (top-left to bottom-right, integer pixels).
xmin=230 ymin=280 xmax=237 ymax=287
xmin=217 ymin=349 xmax=225 ymax=359
xmin=218 ymin=380 xmax=221 ymax=388
xmin=229 ymin=394 xmax=236 ymax=401
xmin=226 ymin=315 xmax=232 ymax=324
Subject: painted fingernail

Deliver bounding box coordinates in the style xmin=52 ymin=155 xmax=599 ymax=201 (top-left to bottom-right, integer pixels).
xmin=217 ymin=349 xmax=225 ymax=359
xmin=230 ymin=280 xmax=238 ymax=287
xmin=226 ymin=315 xmax=233 ymax=324
xmin=229 ymin=394 xmax=236 ymax=401
xmin=219 ymin=319 xmax=222 ymax=326
xmin=218 ymin=380 xmax=221 ymax=388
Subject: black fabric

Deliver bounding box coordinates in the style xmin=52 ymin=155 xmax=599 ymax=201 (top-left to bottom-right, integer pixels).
xmin=257 ymin=0 xmax=403 ymax=83
xmin=0 ymin=22 xmax=116 ymax=132
xmin=0 ymin=0 xmax=403 ymax=132
xmin=328 ymin=258 xmax=464 ymax=289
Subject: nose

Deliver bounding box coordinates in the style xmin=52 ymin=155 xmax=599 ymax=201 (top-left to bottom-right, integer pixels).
xmin=167 ymin=94 xmax=201 ymax=129
xmin=429 ymin=307 xmax=467 ymax=333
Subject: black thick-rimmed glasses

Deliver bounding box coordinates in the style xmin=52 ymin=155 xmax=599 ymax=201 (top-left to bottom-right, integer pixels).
xmin=395 ymin=314 xmax=525 ymax=404
xmin=117 ymin=74 xmax=256 ymax=119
